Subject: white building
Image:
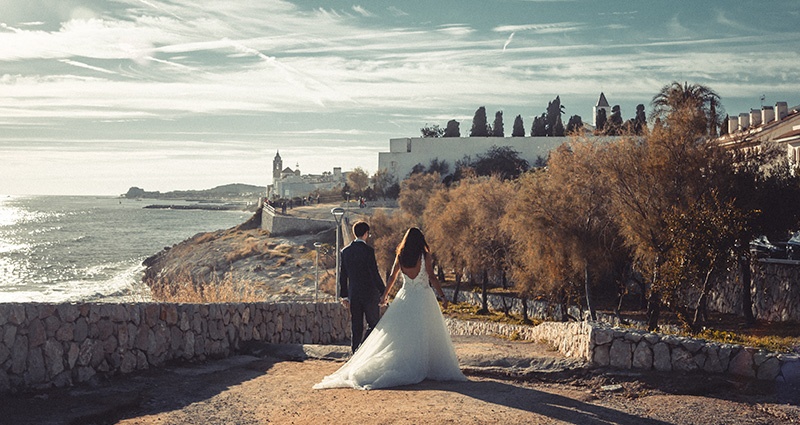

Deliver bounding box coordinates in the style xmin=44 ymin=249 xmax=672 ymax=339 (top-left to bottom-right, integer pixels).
xmin=717 ymin=101 xmax=800 ymax=161
xmin=268 ymin=151 xmax=345 ymax=199
xmin=378 ymin=136 xmax=570 ymax=181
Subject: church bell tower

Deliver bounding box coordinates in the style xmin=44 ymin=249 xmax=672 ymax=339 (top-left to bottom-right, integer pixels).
xmin=272 ymin=151 xmax=283 ymax=184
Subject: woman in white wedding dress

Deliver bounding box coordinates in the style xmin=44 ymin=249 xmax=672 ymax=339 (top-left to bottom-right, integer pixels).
xmin=313 ymin=227 xmax=467 ymax=390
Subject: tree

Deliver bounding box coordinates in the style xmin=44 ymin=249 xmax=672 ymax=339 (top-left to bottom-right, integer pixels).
xmin=651 ymin=81 xmax=724 ymax=137
xmin=512 ymin=115 xmax=525 ymax=137
xmin=492 ymin=111 xmax=504 ymax=137
xmin=545 ymin=96 xmax=565 ymax=136
xmin=553 ymin=114 xmax=565 ymax=137
xmin=602 ymin=110 xmax=729 ymax=330
xmin=634 ymin=104 xmax=647 ymax=134
xmin=443 ymin=120 xmax=460 ymax=137
xmin=427 ymin=158 xmax=450 ymax=176
xmin=660 ymin=191 xmax=744 ymax=329
xmin=595 ymin=108 xmax=607 ymax=134
xmin=420 ymin=123 xmax=443 ymax=138
xmin=605 ymin=105 xmax=623 ymax=135
xmin=425 ymin=176 xmax=514 ymax=313
xmin=506 ymin=142 xmax=628 ymax=321
xmin=371 ymin=168 xmax=397 ymax=200
xmin=531 ymin=114 xmax=546 ymax=136
xmin=369 ymin=209 xmax=418 ymax=280
xmin=398 ymin=172 xmax=442 ymax=219
xmin=470 ymin=106 xmax=490 ymax=137
xmin=566 ymin=115 xmax=584 ymax=134
xmin=347 ymin=167 xmax=370 ymax=196
xmin=472 ymin=145 xmax=529 ymax=180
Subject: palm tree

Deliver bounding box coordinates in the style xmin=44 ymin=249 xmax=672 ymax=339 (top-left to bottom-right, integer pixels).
xmin=651 ymin=81 xmax=724 ymax=137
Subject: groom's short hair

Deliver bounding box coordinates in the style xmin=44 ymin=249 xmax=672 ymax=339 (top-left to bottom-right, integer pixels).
xmin=353 ymin=221 xmax=370 ymax=238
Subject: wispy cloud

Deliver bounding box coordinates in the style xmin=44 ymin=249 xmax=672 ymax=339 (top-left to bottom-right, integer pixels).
xmin=502 ymin=32 xmax=515 ymax=51
xmin=493 ymin=22 xmax=584 ymax=34
xmin=352 ymin=5 xmax=374 ymax=18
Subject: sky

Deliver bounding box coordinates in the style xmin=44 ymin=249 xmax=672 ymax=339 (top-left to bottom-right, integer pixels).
xmin=1 ymin=0 xmax=799 ymax=196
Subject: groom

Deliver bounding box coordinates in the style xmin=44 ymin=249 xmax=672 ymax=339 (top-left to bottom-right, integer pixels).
xmin=339 ymin=221 xmax=385 ymax=353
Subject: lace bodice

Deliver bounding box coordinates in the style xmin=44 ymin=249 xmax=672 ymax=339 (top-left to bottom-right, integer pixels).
xmin=402 ymin=255 xmax=429 ymax=289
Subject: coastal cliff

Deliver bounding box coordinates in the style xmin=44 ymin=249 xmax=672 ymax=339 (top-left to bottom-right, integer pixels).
xmin=142 ymin=208 xmax=337 ymax=301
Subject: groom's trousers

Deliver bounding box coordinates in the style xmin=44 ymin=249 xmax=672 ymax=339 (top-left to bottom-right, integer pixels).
xmin=350 ymin=299 xmax=380 ymax=353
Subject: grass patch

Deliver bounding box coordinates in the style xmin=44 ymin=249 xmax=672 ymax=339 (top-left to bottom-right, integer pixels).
xmin=442 ymin=302 xmax=541 ymax=327
xmin=149 ymin=272 xmax=264 ymax=303
xmin=687 ymin=328 xmax=800 ymax=353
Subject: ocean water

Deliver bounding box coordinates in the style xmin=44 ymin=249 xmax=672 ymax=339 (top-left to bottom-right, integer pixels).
xmin=0 ymin=195 xmax=252 ymax=303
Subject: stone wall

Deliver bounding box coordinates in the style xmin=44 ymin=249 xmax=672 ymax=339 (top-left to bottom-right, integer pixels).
xmin=261 ymin=205 xmax=333 ymax=236
xmin=708 ymin=260 xmax=800 ymax=322
xmin=446 ymin=317 xmax=800 ymax=384
xmin=0 ymin=302 xmax=350 ymax=394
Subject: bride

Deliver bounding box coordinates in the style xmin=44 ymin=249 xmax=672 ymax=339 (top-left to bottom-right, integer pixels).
xmin=313 ymin=227 xmax=467 ymax=390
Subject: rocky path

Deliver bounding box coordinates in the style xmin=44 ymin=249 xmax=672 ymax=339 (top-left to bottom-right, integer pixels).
xmin=2 ymin=335 xmax=798 ymax=425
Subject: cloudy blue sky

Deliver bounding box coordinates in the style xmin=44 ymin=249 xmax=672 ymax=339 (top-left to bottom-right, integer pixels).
xmin=1 ymin=0 xmax=799 ymax=195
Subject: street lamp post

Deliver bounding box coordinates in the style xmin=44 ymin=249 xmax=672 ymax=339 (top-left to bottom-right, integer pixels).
xmin=313 ymin=242 xmax=322 ymax=302
xmin=331 ymin=207 xmax=345 ymax=300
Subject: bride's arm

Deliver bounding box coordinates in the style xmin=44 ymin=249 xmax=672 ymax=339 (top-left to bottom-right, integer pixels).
xmin=381 ymin=256 xmax=401 ymax=305
xmin=425 ymin=252 xmax=448 ymax=308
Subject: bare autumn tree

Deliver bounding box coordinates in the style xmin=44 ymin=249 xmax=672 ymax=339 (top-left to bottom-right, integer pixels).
xmin=369 ymin=209 xmax=418 ymax=283
xmin=505 ymin=141 xmax=628 ymax=321
xmin=603 ymin=107 xmax=727 ymax=330
xmin=659 ymin=190 xmax=744 ymax=330
xmin=397 ymin=172 xmax=442 ymax=221
xmin=424 ymin=176 xmax=514 ymax=313
xmin=423 ymin=185 xmax=469 ymax=303
xmin=347 ymin=167 xmax=370 ymax=196
xmin=371 ymin=168 xmax=396 ymax=201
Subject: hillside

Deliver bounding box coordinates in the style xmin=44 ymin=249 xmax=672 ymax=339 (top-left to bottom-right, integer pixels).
xmin=123 ymin=183 xmax=266 ymax=200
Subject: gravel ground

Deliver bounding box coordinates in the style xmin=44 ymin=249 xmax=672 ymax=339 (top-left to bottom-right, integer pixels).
xmin=2 ymin=335 xmax=799 ymax=425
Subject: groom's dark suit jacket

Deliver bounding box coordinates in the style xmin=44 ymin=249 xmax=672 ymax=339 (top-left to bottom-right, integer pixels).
xmin=339 ymin=240 xmax=385 ymax=302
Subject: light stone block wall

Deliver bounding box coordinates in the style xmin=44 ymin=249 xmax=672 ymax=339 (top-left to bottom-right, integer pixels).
xmin=261 ymin=206 xmax=333 ymax=236
xmin=0 ymin=302 xmax=350 ymax=394
xmin=445 ymin=317 xmax=800 ymax=384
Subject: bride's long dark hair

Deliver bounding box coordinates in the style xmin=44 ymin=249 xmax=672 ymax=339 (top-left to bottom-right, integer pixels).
xmin=396 ymin=227 xmax=429 ymax=268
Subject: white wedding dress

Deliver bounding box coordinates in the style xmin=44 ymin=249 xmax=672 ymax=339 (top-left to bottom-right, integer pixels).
xmin=313 ymin=255 xmax=466 ymax=390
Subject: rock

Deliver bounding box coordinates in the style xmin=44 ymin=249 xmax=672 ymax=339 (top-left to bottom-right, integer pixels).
xmin=55 ymin=323 xmax=74 ymax=342
xmin=11 ymin=335 xmax=29 ymax=374
xmin=703 ymin=347 xmax=724 ymax=373
xmin=593 ymin=328 xmax=614 ymax=346
xmin=0 ymin=343 xmax=9 ymax=365
xmin=632 ymin=341 xmax=653 ymax=370
xmin=671 ymin=347 xmax=697 ymax=372
xmin=681 ymin=339 xmax=703 ymax=353
xmin=729 ymin=348 xmax=756 ymax=378
xmin=757 ymin=356 xmax=781 ymax=380
xmin=780 ymin=358 xmax=800 ymax=384
xmin=44 ymin=340 xmax=65 ymax=378
xmin=609 ymin=339 xmax=633 ymax=369
xmin=28 ymin=319 xmax=46 ymax=348
xmin=3 ymin=325 xmax=15 ymax=347
xmin=26 ymin=347 xmax=46 ymax=385
xmin=73 ymin=318 xmax=88 ymax=342
xmin=56 ymin=304 xmax=80 ymax=323
xmin=8 ymin=304 xmax=25 ymax=325
xmin=653 ymin=342 xmax=671 ymax=372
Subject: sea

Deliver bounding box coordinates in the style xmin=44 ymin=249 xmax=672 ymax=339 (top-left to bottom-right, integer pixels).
xmin=0 ymin=195 xmax=252 ymax=303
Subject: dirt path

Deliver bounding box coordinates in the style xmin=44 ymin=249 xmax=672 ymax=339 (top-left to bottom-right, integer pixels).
xmin=2 ymin=335 xmax=798 ymax=425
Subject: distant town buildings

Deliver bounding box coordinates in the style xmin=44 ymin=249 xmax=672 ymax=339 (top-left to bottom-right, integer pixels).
xmin=717 ymin=101 xmax=800 ymax=162
xmin=268 ymin=151 xmax=346 ymax=199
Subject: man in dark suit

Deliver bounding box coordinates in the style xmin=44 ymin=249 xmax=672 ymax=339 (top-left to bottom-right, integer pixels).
xmin=339 ymin=221 xmax=385 ymax=353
